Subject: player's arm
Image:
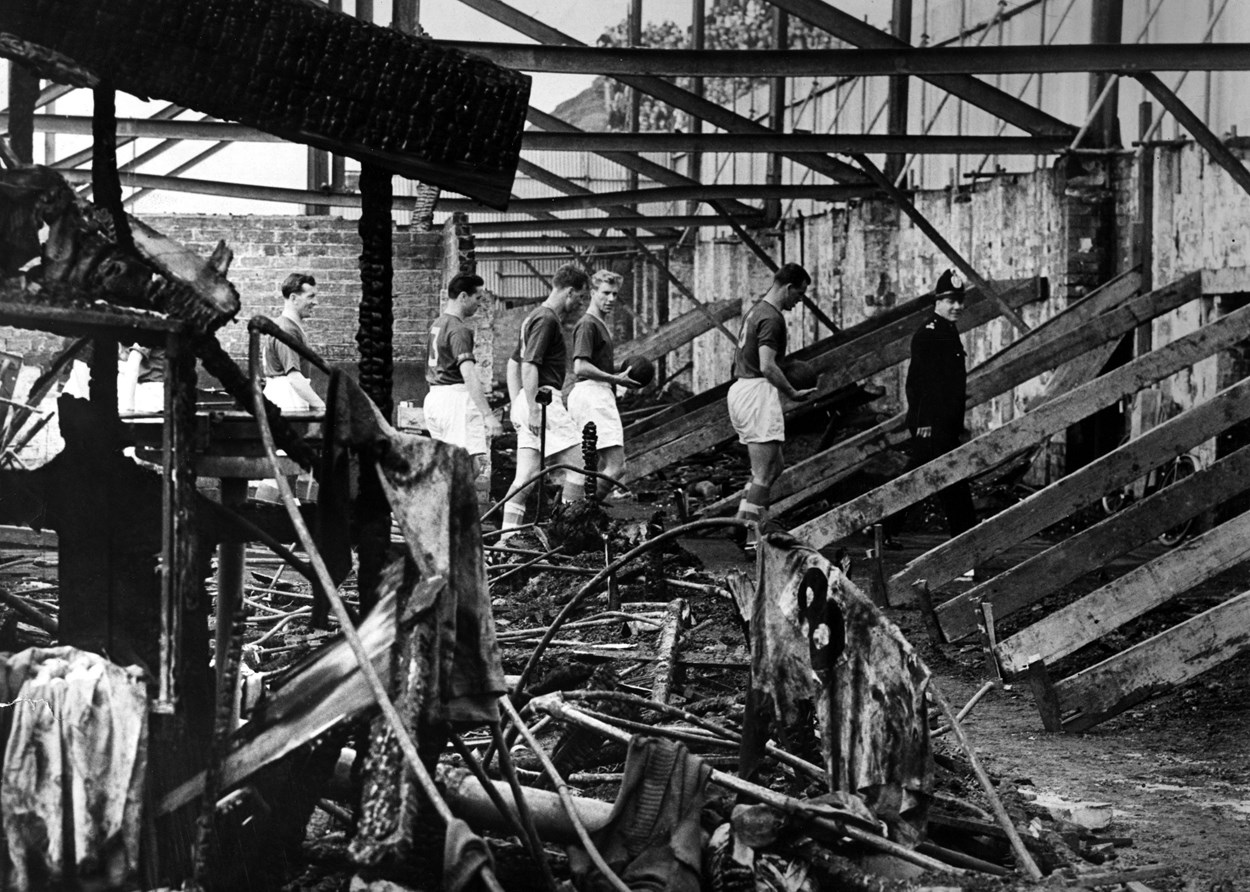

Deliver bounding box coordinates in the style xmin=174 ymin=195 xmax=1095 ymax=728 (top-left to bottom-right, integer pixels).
xmin=759 ymin=345 xmax=809 ymax=400
xmin=460 ymin=358 xmax=503 ymax=436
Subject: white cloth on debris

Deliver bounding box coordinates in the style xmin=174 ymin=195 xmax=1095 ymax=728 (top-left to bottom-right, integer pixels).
xmin=0 ymin=646 xmax=149 ymax=891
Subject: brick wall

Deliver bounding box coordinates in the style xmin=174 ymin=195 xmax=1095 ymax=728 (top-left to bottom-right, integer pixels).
xmin=137 ymin=215 xmax=445 ymax=368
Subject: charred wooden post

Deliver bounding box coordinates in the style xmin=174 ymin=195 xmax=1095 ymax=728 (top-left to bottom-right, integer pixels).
xmin=651 ymin=599 xmax=687 ymax=705
xmin=581 ymin=421 xmax=598 ymax=501
xmin=355 ymin=163 xmax=394 ymax=615
xmin=7 ymin=62 xmax=38 ymax=163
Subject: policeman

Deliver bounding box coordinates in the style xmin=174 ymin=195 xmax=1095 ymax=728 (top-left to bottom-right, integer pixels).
xmin=726 ymin=263 xmax=817 ymax=551
xmin=885 ymin=269 xmax=977 ymax=546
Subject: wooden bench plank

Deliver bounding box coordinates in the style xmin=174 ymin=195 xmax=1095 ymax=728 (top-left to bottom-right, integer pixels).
xmin=938 ymin=444 xmax=1250 ymax=643
xmin=616 ymin=298 xmax=741 ymax=366
xmin=996 ymin=501 xmax=1250 ymax=674
xmin=1055 ymin=589 xmax=1250 ymax=732
xmin=888 ymin=370 xmax=1250 ymax=605
xmin=793 ymin=299 xmax=1250 ymax=556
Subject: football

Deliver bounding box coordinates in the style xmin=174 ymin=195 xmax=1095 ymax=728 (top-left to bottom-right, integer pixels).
xmin=624 ymin=355 xmax=655 ymax=387
xmin=782 ymin=358 xmax=819 ymax=390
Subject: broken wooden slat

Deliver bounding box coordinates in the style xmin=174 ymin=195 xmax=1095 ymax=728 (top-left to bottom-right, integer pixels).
xmin=650 ymin=599 xmax=687 ymax=705
xmin=890 ymin=371 xmax=1250 ymax=605
xmin=1055 ymin=589 xmax=1250 ymax=732
xmin=616 ymin=299 xmax=741 ymax=366
xmin=937 ymin=443 xmax=1250 ymax=643
xmin=796 ymin=300 xmax=1250 ymax=555
xmin=996 ymin=505 xmax=1250 ymax=676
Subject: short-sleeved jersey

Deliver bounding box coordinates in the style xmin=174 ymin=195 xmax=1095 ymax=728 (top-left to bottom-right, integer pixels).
xmin=572 ymin=314 xmax=614 ymax=382
xmin=513 ymin=306 xmax=567 ymax=390
xmin=426 ymin=313 xmax=476 ymax=385
xmin=732 ymin=301 xmax=787 ymax=379
xmin=262 ymin=315 xmax=311 ymax=379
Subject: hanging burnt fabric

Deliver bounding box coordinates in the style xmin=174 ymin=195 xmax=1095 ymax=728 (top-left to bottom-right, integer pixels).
xmin=568 ymin=737 xmax=711 ymax=892
xmin=747 ymin=533 xmax=933 ymax=845
xmin=332 ymin=371 xmax=505 ymax=872
xmin=0 ymin=0 xmax=531 ymax=207
xmin=0 ymin=646 xmax=148 ymax=890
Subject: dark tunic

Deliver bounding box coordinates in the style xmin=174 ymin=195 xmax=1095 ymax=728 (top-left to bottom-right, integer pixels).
xmin=262 ymin=314 xmax=311 ymax=379
xmin=426 ymin=313 xmax=475 ymax=385
xmin=513 ymin=306 xmax=566 ymax=390
xmin=572 ymin=314 xmax=614 ymax=382
xmin=904 ymin=313 xmax=967 ymax=438
xmin=732 ymin=301 xmax=787 ymax=380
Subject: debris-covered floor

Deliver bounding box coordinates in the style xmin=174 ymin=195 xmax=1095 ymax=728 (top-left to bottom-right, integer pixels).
xmin=3 ymin=409 xmax=1248 ymax=891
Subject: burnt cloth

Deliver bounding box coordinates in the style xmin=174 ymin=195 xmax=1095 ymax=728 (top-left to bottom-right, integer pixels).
xmin=568 ymin=737 xmax=710 ymax=892
xmin=748 ymin=534 xmax=933 ymax=844
xmin=321 ymin=370 xmax=505 ymax=724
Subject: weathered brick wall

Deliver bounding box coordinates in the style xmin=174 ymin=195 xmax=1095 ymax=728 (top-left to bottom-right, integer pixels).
xmin=136 ymin=215 xmax=444 ymax=369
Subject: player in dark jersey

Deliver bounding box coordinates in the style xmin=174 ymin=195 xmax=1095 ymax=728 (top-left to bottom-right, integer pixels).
xmin=568 ymin=269 xmax=643 ymax=499
xmin=727 ymin=263 xmax=817 ymax=550
xmin=262 ymin=272 xmax=325 ymax=412
xmin=423 ymin=273 xmax=502 ymax=477
xmin=501 ymin=264 xmax=591 ymax=531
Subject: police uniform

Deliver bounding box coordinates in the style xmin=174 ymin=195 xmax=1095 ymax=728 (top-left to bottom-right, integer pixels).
xmin=262 ymin=313 xmax=316 ymax=411
xmin=423 ymin=312 xmax=488 ymax=456
xmin=509 ymin=305 xmax=580 ymax=456
xmin=894 ymin=306 xmax=977 ymax=536
xmin=727 ymin=300 xmax=787 ymax=443
xmin=567 ymin=313 xmax=623 ymax=449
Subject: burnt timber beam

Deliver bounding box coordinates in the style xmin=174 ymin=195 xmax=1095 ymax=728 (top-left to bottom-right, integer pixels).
xmin=993 ymin=486 xmax=1250 ymax=676
xmin=1135 ymin=71 xmax=1250 ymax=199
xmin=471 ymin=214 xmax=759 ymax=234
xmin=437 ymin=42 xmax=1250 ymax=77
xmin=792 ymin=291 xmax=1250 ymax=556
xmin=882 ymin=310 xmax=1250 ymax=603
xmin=1053 ymin=587 xmax=1250 ymax=733
xmin=854 ymin=153 xmax=1030 ymax=333
xmin=767 ymin=0 xmax=1075 ymax=137
xmin=457 ymin=0 xmax=869 ymax=185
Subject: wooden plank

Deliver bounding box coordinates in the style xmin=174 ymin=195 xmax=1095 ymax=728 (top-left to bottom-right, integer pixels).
xmin=624 ymin=277 xmax=1044 ymax=481
xmin=616 ymin=298 xmax=741 ymax=366
xmin=996 ymin=504 xmax=1250 ymax=676
xmin=890 ymin=371 xmax=1250 ymax=605
xmin=938 ymin=443 xmax=1250 ymax=643
xmin=1055 ymin=589 xmax=1250 ymax=732
xmin=794 ymin=300 xmax=1250 ymax=555
xmin=701 ymin=272 xmax=1155 ymax=518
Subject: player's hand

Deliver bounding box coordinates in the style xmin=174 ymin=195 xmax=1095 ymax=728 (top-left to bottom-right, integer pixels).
xmin=916 ymin=425 xmax=933 ymax=438
xmin=791 ymin=387 xmax=818 ymax=401
xmin=486 ymin=415 xmax=504 ymax=437
xmin=617 ymin=373 xmax=643 ymax=389
xmin=527 ymin=407 xmax=543 ymax=436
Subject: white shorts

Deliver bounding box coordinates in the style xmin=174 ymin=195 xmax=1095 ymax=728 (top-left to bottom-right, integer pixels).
xmin=263 ymin=376 xmax=311 ymax=412
xmin=567 ymin=380 xmax=624 ymax=449
xmin=510 ymin=387 xmax=581 ymax=457
xmin=424 ymin=383 xmax=488 ymax=456
xmin=728 ymin=377 xmax=785 ymax=444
